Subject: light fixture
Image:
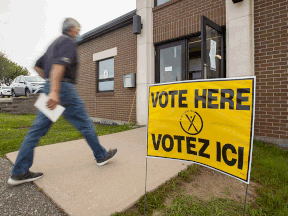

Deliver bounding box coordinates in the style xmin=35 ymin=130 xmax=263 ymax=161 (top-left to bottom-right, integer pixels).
xmin=133 ymin=15 xmax=142 ymax=35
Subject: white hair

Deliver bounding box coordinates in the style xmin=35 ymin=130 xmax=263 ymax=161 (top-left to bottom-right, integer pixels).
xmin=62 ymin=18 xmax=80 ymax=34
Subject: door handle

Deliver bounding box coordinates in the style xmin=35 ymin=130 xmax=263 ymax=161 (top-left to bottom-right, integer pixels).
xmin=204 ymin=63 xmax=208 ymax=79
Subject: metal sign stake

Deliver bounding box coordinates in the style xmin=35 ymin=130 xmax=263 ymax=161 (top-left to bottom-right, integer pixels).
xmin=144 ymin=156 xmax=148 ymax=216
xmin=242 ymin=184 xmax=249 ymax=216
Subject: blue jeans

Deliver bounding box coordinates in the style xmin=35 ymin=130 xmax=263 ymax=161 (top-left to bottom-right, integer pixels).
xmin=11 ymin=82 xmax=107 ymax=175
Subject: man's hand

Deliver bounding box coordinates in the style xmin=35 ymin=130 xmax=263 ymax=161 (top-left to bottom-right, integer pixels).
xmin=47 ymin=91 xmax=60 ymax=110
xmin=47 ymin=64 xmax=65 ymax=110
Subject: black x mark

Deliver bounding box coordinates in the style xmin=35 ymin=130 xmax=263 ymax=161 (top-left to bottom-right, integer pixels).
xmin=185 ymin=114 xmax=199 ymax=132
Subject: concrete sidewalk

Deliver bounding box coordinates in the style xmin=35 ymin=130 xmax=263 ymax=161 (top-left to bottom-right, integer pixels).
xmin=0 ymin=98 xmax=13 ymax=102
xmin=6 ymin=127 xmax=191 ymax=216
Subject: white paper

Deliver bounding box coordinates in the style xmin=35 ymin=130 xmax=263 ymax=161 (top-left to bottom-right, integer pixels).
xmin=209 ymin=40 xmax=216 ymax=71
xmin=165 ymin=66 xmax=172 ymax=71
xmin=34 ymin=93 xmax=65 ymax=122
xmin=103 ymin=70 xmax=109 ymax=78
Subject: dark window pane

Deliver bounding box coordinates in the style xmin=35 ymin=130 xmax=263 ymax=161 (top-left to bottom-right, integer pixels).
xmin=189 ymin=36 xmax=202 ymax=80
xmin=189 ymin=71 xmax=202 ymax=80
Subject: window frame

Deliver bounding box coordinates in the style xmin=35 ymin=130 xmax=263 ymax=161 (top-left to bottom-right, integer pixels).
xmin=155 ymin=40 xmax=187 ymax=83
xmin=97 ymin=57 xmax=115 ymax=93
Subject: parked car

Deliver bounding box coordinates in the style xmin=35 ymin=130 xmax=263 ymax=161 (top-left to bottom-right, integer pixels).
xmin=0 ymin=86 xmax=12 ymax=98
xmin=10 ymin=75 xmax=46 ymax=97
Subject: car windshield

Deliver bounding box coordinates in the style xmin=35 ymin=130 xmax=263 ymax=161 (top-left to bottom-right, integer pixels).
xmin=24 ymin=76 xmax=45 ymax=82
xmin=2 ymin=87 xmax=10 ymax=89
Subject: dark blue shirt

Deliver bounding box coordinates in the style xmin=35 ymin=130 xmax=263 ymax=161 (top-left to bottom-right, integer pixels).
xmin=35 ymin=33 xmax=78 ymax=83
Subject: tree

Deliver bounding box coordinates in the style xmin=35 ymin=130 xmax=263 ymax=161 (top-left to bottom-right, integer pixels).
xmin=0 ymin=51 xmax=9 ymax=80
xmin=0 ymin=51 xmax=30 ymax=85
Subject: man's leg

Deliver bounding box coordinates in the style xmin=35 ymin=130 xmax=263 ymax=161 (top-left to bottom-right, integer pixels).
xmin=60 ymin=83 xmax=116 ymax=165
xmin=63 ymin=103 xmax=108 ymax=160
xmin=8 ymin=111 xmax=53 ymax=185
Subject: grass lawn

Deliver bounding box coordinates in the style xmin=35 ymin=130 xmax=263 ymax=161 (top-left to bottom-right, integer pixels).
xmin=0 ymin=113 xmax=134 ymax=157
xmin=112 ymin=142 xmax=288 ymax=216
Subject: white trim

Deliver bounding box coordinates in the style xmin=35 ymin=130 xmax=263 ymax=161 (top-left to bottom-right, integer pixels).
xmin=136 ymin=0 xmax=154 ymax=125
xmin=226 ymin=0 xmax=254 ymax=77
xmin=93 ymin=47 xmax=117 ymax=62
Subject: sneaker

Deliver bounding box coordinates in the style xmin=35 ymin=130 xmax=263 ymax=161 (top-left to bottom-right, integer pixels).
xmin=8 ymin=171 xmax=43 ymax=186
xmin=96 ymin=149 xmax=117 ymax=166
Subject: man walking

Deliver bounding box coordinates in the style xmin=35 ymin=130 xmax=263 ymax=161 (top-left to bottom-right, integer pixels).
xmin=8 ymin=18 xmax=117 ymax=186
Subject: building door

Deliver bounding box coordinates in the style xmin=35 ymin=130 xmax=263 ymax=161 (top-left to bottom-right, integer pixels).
xmin=155 ymin=16 xmax=225 ymax=83
xmin=201 ymin=15 xmax=225 ymax=79
xmin=155 ymin=40 xmax=186 ymax=83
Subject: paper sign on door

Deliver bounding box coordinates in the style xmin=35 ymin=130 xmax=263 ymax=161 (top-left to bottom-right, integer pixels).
xmin=209 ymin=40 xmax=216 ymax=71
xmin=165 ymin=66 xmax=172 ymax=72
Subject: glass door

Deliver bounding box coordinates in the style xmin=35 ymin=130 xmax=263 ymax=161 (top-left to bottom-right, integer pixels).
xmin=155 ymin=40 xmax=186 ymax=83
xmin=201 ymin=15 xmax=225 ymax=79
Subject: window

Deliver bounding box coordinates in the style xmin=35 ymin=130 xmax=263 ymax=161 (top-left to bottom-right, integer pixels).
xmin=14 ymin=77 xmax=20 ymax=83
xmin=155 ymin=40 xmax=186 ymax=83
xmin=24 ymin=76 xmax=45 ymax=82
xmin=155 ymin=0 xmax=170 ymax=6
xmin=19 ymin=76 xmax=24 ymax=83
xmin=98 ymin=58 xmax=114 ymax=92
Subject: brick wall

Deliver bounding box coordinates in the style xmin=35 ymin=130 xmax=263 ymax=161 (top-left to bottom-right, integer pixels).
xmin=153 ymin=0 xmax=226 ymax=43
xmin=254 ymin=0 xmax=288 ymax=144
xmin=77 ymin=24 xmax=137 ymax=123
xmin=0 ymin=94 xmax=39 ymax=115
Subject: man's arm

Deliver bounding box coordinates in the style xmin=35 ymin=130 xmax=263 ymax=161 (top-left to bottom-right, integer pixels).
xmin=47 ymin=37 xmax=76 ymax=110
xmin=46 ymin=64 xmax=65 ymax=110
xmin=34 ymin=66 xmax=45 ymax=78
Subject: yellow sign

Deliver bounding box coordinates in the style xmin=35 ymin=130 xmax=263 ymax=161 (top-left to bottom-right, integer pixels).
xmin=147 ymin=77 xmax=255 ymax=183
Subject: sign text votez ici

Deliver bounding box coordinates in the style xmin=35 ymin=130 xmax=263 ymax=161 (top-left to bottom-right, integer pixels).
xmin=147 ymin=77 xmax=256 ymax=184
